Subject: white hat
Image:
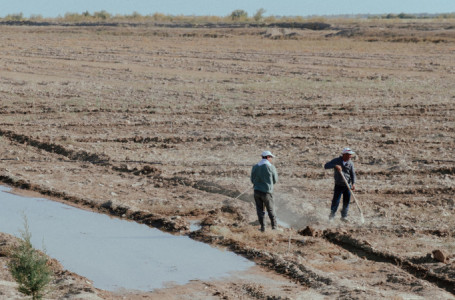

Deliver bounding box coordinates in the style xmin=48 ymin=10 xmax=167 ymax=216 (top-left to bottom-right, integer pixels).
xmin=342 ymin=147 xmax=355 ymax=155
xmin=261 ymin=150 xmax=275 ymax=158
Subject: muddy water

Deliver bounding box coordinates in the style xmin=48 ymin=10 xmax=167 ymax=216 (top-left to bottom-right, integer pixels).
xmin=0 ymin=186 xmax=254 ymax=292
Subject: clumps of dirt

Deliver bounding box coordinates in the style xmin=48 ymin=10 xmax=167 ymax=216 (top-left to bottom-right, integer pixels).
xmin=151 ymin=215 xmax=188 ymax=232
xmin=199 ymin=209 xmax=222 ymax=227
xmin=0 ymin=129 xmax=109 ymax=164
xmin=100 ymin=204 xmax=189 ymax=232
xmin=178 ymin=208 xmax=207 ymax=217
xmin=130 ymin=135 xmax=184 ymax=144
xmin=382 ymin=186 xmax=455 ymax=196
xmin=199 ymin=209 xmax=240 ymax=229
xmin=298 ymin=226 xmax=323 ymax=237
xmin=409 ymin=253 xmax=434 ymax=264
xmin=192 ymin=180 xmax=240 ymax=199
xmin=221 ymin=204 xmax=247 ymax=222
xmin=113 ymin=164 xmax=162 ymax=176
xmin=269 ymin=22 xmax=331 ymax=30
xmin=432 ymin=166 xmax=455 ymax=175
xmin=242 ymin=283 xmax=269 ymax=299
xmin=433 ymin=250 xmax=449 ymax=263
xmin=196 ymin=203 xmax=250 ymax=232
xmin=262 ymin=28 xmax=303 ymax=40
xmin=327 ymin=28 xmax=363 ymax=38
xmin=389 ymin=37 xmax=449 ymax=43
xmin=432 ymin=262 xmax=455 ymax=280
xmin=425 ymin=229 xmax=453 ymax=238
xmin=323 ymin=229 xmax=455 ymax=295
xmin=386 ymin=273 xmax=415 ymax=285
xmin=100 ymin=200 xmax=130 ymax=215
xmin=0 ymin=173 xmax=189 ymax=233
xmin=242 ymin=283 xmax=287 ymax=300
xmin=326 ymin=23 xmax=455 ymax=43
xmin=189 ymin=230 xmax=333 ymax=290
xmin=0 ymin=174 xmax=95 ymax=208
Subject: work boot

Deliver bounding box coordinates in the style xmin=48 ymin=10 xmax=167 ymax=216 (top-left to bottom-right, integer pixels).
xmin=341 ymin=216 xmax=349 ymax=223
xmin=259 ymin=217 xmax=265 ymax=232
xmin=270 ymin=216 xmax=277 ymax=230
xmin=329 ymin=212 xmax=335 ymax=221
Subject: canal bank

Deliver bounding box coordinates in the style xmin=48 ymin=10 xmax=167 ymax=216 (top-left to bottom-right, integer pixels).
xmin=0 ymin=185 xmax=254 ymax=292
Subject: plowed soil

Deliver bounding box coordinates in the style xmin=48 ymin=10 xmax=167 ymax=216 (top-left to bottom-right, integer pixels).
xmin=0 ymin=20 xmax=454 ymax=299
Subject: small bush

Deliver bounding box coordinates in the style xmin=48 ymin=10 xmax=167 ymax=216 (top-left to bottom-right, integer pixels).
xmin=93 ymin=10 xmax=111 ymax=20
xmin=8 ymin=218 xmax=52 ymax=300
xmin=126 ymin=11 xmax=143 ymax=20
xmin=230 ymin=9 xmax=248 ymax=22
xmin=152 ymin=12 xmax=169 ymax=22
xmin=4 ymin=13 xmax=24 ymax=21
xmin=29 ymin=14 xmax=43 ymax=21
xmin=254 ymin=8 xmax=266 ymax=22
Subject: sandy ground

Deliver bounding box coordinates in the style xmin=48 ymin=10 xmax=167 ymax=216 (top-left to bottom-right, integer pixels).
xmin=0 ymin=20 xmax=454 ymax=299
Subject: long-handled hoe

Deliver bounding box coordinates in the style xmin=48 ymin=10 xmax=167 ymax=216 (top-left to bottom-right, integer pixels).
xmin=235 ymin=186 xmax=251 ymax=199
xmin=339 ymin=170 xmax=365 ymax=224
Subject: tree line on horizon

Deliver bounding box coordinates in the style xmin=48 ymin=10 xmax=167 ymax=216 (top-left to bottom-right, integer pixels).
xmin=2 ymin=9 xmax=455 ymax=23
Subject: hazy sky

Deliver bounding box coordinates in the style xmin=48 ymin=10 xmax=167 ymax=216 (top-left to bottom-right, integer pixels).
xmin=2 ymin=0 xmax=455 ymax=18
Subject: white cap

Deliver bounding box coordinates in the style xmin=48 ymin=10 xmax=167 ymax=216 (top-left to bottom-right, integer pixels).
xmin=261 ymin=151 xmax=275 ymax=158
xmin=342 ymin=147 xmax=355 ymax=155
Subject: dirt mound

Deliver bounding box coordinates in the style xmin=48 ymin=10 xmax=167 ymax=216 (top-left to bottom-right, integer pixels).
xmin=262 ymin=28 xmax=304 ymax=39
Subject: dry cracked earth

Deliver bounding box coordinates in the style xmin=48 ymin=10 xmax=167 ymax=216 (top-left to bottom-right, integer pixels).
xmin=0 ymin=20 xmax=454 ymax=299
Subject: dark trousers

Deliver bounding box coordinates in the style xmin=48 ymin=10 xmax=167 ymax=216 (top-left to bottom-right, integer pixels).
xmin=331 ymin=185 xmax=351 ymax=218
xmin=254 ymin=190 xmax=276 ymax=228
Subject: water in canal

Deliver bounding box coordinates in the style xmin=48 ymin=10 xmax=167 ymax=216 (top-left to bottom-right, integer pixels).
xmin=0 ymin=186 xmax=254 ymax=292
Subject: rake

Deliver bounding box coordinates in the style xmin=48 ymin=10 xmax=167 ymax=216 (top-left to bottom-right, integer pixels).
xmin=339 ymin=170 xmax=365 ymax=224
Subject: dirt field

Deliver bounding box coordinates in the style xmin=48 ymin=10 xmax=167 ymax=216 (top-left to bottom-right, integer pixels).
xmin=0 ymin=19 xmax=454 ymax=299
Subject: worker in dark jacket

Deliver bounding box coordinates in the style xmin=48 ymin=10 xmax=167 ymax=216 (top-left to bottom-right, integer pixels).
xmin=324 ymin=148 xmax=356 ymax=222
xmin=251 ymin=151 xmax=278 ymax=232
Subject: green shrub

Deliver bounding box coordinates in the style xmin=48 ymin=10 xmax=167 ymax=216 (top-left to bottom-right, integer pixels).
xmin=29 ymin=14 xmax=43 ymax=21
xmin=93 ymin=10 xmax=111 ymax=20
xmin=8 ymin=218 xmax=52 ymax=300
xmin=63 ymin=12 xmax=86 ymax=22
xmin=152 ymin=12 xmax=169 ymax=22
xmin=254 ymin=8 xmax=266 ymax=22
xmin=5 ymin=13 xmax=24 ymax=21
xmin=230 ymin=9 xmax=248 ymax=21
xmin=126 ymin=11 xmax=143 ymax=20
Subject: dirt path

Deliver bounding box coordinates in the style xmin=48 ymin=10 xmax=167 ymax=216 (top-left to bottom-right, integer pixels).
xmin=0 ymin=20 xmax=454 ymax=299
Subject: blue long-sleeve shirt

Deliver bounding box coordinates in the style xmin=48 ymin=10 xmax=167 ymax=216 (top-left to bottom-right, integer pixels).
xmin=324 ymin=156 xmax=356 ymax=187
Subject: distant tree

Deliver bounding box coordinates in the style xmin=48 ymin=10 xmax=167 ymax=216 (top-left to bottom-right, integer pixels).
xmin=63 ymin=12 xmax=84 ymax=22
xmin=230 ymin=9 xmax=248 ymax=21
xmin=438 ymin=13 xmax=455 ymax=19
xmin=152 ymin=12 xmax=167 ymax=22
xmin=127 ymin=11 xmax=143 ymax=20
xmin=93 ymin=10 xmax=111 ymax=20
xmin=398 ymin=13 xmax=415 ymax=19
xmin=264 ymin=15 xmax=277 ymax=23
xmin=5 ymin=13 xmax=24 ymax=21
xmin=29 ymin=14 xmax=43 ymax=21
xmin=8 ymin=217 xmax=52 ymax=300
xmin=254 ymin=8 xmax=266 ymax=22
